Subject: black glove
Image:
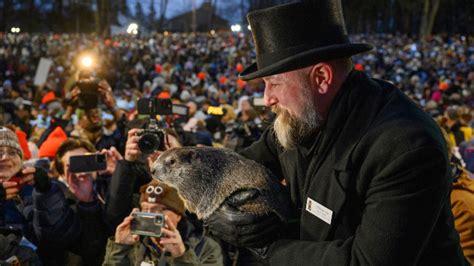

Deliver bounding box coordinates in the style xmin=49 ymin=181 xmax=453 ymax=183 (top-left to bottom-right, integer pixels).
xmin=0 ymin=186 xmax=5 ymax=203
xmin=33 ymin=167 xmax=51 ymax=193
xmin=204 ymin=189 xmax=285 ymax=249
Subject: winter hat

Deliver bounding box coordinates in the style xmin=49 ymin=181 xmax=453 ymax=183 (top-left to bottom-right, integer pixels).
xmin=0 ymin=127 xmax=23 ymax=159
xmin=15 ymin=129 xmax=31 ymax=160
xmin=39 ymin=127 xmax=68 ymax=159
xmin=139 ymin=179 xmax=186 ymax=215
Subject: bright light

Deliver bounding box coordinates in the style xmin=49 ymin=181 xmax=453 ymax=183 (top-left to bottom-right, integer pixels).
xmin=80 ymin=56 xmax=94 ymax=68
xmin=231 ymin=24 xmax=241 ymax=32
xmin=10 ymin=27 xmax=21 ymax=33
xmin=127 ymin=23 xmax=139 ymax=35
xmin=164 ymin=31 xmax=169 ymax=36
xmin=210 ymin=29 xmax=216 ymax=35
xmin=247 ymin=25 xmax=251 ymax=31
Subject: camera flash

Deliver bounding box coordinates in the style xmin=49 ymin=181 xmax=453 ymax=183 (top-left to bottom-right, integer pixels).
xmin=81 ymin=56 xmax=93 ymax=68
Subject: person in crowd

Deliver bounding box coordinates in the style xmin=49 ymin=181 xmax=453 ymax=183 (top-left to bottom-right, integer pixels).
xmin=0 ymin=126 xmax=40 ymax=264
xmin=104 ymin=127 xmax=182 ymax=233
xmin=444 ymin=105 xmax=472 ymax=147
xmin=32 ymin=138 xmax=111 ymax=265
xmin=103 ymin=179 xmax=224 ymax=265
xmin=441 ymin=128 xmax=474 ymax=264
xmin=204 ymin=1 xmax=467 ymax=265
xmin=62 ymin=80 xmax=126 ymax=153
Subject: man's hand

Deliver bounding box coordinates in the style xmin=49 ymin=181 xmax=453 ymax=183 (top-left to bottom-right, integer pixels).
xmin=125 ymin=128 xmax=143 ymax=162
xmin=62 ymin=87 xmax=80 ymax=120
xmin=204 ymin=189 xmax=285 ymax=248
xmin=99 ymin=147 xmax=123 ymax=175
xmin=1 ymin=181 xmax=20 ymax=200
xmin=18 ymin=166 xmax=35 ymax=186
xmin=115 ymin=209 xmax=140 ymax=245
xmin=155 ymin=215 xmax=186 ymax=257
xmin=98 ymin=80 xmax=115 ymax=109
xmin=66 ymin=171 xmax=94 ymax=203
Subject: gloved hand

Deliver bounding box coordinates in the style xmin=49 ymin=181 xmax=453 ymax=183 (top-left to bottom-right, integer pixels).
xmin=33 ymin=167 xmax=51 ymax=193
xmin=204 ymin=189 xmax=285 ymax=249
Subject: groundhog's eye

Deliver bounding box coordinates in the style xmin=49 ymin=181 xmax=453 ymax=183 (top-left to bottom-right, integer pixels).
xmin=169 ymin=159 xmax=176 ymax=165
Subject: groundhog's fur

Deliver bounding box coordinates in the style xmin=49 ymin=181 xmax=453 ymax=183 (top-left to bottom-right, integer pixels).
xmin=151 ymin=147 xmax=290 ymax=221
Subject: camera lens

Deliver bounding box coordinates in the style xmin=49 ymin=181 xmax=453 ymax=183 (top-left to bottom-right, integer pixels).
xmin=138 ymin=133 xmax=162 ymax=154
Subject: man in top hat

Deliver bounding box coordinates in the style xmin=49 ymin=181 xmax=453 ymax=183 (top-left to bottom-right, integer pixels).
xmin=204 ymin=1 xmax=467 ymax=265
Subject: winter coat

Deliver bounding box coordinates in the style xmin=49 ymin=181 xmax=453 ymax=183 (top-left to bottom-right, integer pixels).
xmin=32 ymin=180 xmax=108 ymax=266
xmin=104 ymin=160 xmax=152 ymax=231
xmin=451 ymin=166 xmax=474 ymax=264
xmin=240 ymin=70 xmax=467 ymax=265
xmin=102 ymin=216 xmax=223 ymax=266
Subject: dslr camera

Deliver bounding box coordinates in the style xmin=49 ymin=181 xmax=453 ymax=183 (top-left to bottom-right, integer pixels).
xmin=76 ymin=70 xmax=100 ymax=110
xmin=136 ymin=98 xmax=172 ymax=154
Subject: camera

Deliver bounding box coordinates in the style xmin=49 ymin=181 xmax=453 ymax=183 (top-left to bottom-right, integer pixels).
xmin=77 ymin=71 xmax=100 ymax=110
xmin=136 ymin=98 xmax=173 ymax=154
xmin=69 ymin=154 xmax=107 ymax=173
xmin=131 ymin=212 xmax=165 ymax=238
xmin=224 ymin=121 xmax=264 ymax=151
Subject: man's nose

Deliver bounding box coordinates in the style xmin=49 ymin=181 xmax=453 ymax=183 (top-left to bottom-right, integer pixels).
xmin=263 ymin=88 xmax=278 ymax=107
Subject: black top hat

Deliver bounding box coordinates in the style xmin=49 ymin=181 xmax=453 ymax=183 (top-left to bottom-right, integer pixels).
xmin=240 ymin=0 xmax=374 ymax=81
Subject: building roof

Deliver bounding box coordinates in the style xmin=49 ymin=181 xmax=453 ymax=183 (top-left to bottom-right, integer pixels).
xmin=165 ymin=3 xmax=229 ymax=32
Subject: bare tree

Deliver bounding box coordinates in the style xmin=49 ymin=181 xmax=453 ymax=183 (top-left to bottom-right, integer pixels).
xmin=158 ymin=0 xmax=169 ymax=31
xmin=149 ymin=0 xmax=157 ymax=31
xmin=419 ymin=0 xmax=441 ymax=39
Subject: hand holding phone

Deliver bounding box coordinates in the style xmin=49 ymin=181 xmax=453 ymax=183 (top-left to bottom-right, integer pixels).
xmin=8 ymin=166 xmax=35 ymax=191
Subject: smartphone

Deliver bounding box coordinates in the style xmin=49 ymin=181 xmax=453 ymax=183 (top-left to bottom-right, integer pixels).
xmin=69 ymin=154 xmax=106 ymax=173
xmin=9 ymin=175 xmax=27 ymax=191
xmin=131 ymin=212 xmax=165 ymax=238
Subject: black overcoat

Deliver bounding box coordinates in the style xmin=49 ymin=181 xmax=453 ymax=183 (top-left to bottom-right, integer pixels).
xmin=240 ymin=71 xmax=467 ymax=265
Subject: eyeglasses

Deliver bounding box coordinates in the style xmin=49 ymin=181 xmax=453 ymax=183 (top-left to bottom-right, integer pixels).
xmin=0 ymin=148 xmax=20 ymax=159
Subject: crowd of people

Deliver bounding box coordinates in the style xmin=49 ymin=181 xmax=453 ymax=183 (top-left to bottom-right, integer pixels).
xmin=0 ymin=29 xmax=473 ymax=265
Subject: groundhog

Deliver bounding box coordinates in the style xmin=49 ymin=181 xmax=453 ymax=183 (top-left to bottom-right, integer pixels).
xmin=151 ymin=147 xmax=290 ymax=221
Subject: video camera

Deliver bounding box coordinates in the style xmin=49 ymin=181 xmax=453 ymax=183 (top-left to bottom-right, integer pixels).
xmin=136 ymin=98 xmax=172 ymax=154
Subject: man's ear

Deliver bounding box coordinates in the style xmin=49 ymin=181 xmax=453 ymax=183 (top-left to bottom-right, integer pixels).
xmin=310 ymin=63 xmax=333 ymax=94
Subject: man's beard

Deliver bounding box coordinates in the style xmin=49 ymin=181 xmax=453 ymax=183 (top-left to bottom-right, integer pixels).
xmin=272 ymin=88 xmax=322 ymax=149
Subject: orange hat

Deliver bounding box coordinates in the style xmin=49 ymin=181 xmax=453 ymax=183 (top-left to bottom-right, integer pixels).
xmin=155 ymin=64 xmax=162 ymax=74
xmin=157 ymin=91 xmax=171 ymax=99
xmin=439 ymin=81 xmax=449 ymax=91
xmin=237 ymin=79 xmax=246 ymax=89
xmin=39 ymin=127 xmax=68 ymax=159
xmin=197 ymin=72 xmax=206 ymax=81
xmin=219 ymin=76 xmax=227 ymax=85
xmin=15 ymin=129 xmax=31 ymax=160
xmin=236 ymin=63 xmax=244 ymax=73
xmin=41 ymin=91 xmax=56 ymax=105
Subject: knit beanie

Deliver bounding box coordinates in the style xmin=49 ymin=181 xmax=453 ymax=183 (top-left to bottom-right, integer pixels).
xmin=139 ymin=179 xmax=186 ymax=215
xmin=15 ymin=129 xmax=31 ymax=160
xmin=0 ymin=127 xmax=23 ymax=159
